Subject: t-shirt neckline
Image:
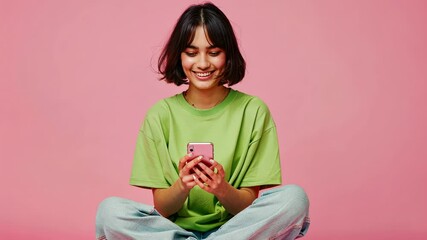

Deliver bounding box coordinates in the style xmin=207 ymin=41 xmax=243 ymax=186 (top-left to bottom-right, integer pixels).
xmin=177 ymin=88 xmax=238 ymax=116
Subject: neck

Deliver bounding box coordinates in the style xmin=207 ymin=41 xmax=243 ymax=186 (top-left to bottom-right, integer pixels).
xmin=184 ymin=86 xmax=230 ymax=109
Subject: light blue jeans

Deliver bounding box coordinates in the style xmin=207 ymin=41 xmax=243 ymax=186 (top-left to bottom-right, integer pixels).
xmin=96 ymin=185 xmax=310 ymax=240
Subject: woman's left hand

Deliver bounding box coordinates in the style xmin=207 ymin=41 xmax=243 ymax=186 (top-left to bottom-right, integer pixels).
xmin=193 ymin=160 xmax=260 ymax=215
xmin=192 ymin=160 xmax=230 ymax=198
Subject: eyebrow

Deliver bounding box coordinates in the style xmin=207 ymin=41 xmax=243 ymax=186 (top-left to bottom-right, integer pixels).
xmin=186 ymin=45 xmax=219 ymax=50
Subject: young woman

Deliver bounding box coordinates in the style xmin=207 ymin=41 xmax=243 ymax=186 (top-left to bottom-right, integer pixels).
xmin=96 ymin=2 xmax=310 ymax=240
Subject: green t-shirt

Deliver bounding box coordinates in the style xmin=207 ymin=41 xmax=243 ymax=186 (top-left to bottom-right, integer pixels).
xmin=130 ymin=89 xmax=282 ymax=232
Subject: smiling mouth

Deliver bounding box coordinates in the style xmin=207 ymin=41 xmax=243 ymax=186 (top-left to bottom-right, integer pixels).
xmin=193 ymin=71 xmax=214 ymax=78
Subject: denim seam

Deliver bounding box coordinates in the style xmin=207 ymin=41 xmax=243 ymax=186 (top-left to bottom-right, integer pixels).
xmin=269 ymin=223 xmax=303 ymax=240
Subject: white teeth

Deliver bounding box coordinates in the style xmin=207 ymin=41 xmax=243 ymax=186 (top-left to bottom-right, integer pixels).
xmin=195 ymin=72 xmax=212 ymax=77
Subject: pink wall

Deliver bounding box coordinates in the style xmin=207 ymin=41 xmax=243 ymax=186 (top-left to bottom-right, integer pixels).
xmin=1 ymin=0 xmax=426 ymax=239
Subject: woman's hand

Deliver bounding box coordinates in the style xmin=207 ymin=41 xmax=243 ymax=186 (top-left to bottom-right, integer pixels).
xmin=152 ymin=153 xmax=203 ymax=217
xmin=178 ymin=153 xmax=203 ymax=192
xmin=192 ymin=160 xmax=229 ymax=198
xmin=192 ymin=160 xmax=260 ymax=215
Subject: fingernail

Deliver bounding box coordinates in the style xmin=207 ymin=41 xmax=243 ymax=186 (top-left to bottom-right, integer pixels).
xmin=188 ymin=152 xmax=193 ymax=157
xmin=210 ymin=159 xmax=214 ymax=163
xmin=198 ymin=156 xmax=203 ymax=160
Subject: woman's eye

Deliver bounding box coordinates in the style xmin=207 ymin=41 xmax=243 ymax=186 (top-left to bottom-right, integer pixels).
xmin=209 ymin=52 xmax=221 ymax=56
xmin=185 ymin=52 xmax=197 ymax=57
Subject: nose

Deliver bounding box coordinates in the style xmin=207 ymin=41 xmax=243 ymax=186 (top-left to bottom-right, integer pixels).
xmin=196 ymin=54 xmax=210 ymax=70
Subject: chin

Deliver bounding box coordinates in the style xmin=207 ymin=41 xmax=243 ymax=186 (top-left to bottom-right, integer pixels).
xmin=189 ymin=79 xmax=220 ymax=90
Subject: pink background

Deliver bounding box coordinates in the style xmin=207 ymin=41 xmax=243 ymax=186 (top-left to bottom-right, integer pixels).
xmin=1 ymin=0 xmax=427 ymax=239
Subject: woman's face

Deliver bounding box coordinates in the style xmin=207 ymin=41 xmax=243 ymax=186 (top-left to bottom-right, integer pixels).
xmin=181 ymin=26 xmax=226 ymax=91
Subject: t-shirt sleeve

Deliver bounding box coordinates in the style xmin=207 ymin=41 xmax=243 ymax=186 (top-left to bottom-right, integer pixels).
xmin=239 ymin=101 xmax=282 ymax=188
xmin=129 ymin=116 xmax=171 ymax=189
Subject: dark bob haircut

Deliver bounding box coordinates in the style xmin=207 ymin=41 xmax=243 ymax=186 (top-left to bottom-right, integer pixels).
xmin=158 ymin=2 xmax=246 ymax=86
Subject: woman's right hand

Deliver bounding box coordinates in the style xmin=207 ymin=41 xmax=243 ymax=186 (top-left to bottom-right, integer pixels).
xmin=152 ymin=154 xmax=203 ymax=217
xmin=178 ymin=153 xmax=202 ymax=192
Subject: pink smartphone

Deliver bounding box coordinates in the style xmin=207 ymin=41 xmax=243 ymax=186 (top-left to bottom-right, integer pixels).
xmin=187 ymin=142 xmax=214 ymax=173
